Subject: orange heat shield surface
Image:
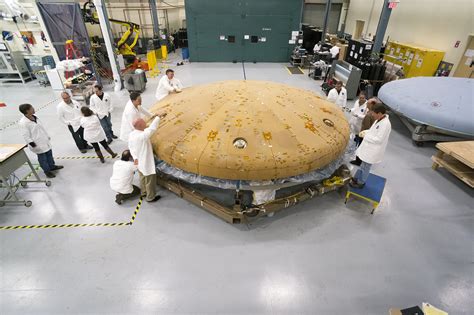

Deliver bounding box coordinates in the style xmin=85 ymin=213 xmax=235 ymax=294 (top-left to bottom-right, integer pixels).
xmin=150 ymin=80 xmax=349 ymax=180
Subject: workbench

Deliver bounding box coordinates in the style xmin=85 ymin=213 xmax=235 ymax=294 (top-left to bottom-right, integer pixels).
xmin=0 ymin=144 xmax=51 ymax=207
xmin=431 ymin=140 xmax=474 ymax=188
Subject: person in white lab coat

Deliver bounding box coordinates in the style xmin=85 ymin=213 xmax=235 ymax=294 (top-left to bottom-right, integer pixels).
xmin=329 ymin=45 xmax=340 ymax=59
xmin=110 ymin=150 xmax=141 ymax=205
xmin=57 ymin=91 xmax=91 ymax=153
xmin=120 ymin=92 xmax=154 ymax=142
xmin=128 ymin=113 xmax=167 ymax=202
xmin=80 ymin=107 xmax=117 ymax=163
xmin=18 ymin=104 xmax=63 ymax=178
xmin=89 ymin=84 xmax=117 ymax=144
xmin=327 ymin=81 xmax=347 ymax=110
xmin=313 ymin=41 xmax=322 ymax=53
xmin=349 ymin=91 xmax=368 ymax=135
xmin=155 ymin=69 xmax=183 ymax=101
xmin=350 ymin=104 xmax=391 ymax=188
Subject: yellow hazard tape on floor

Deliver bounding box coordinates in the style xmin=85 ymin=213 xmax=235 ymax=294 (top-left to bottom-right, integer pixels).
xmin=0 ymin=197 xmax=143 ymax=230
xmin=54 ymin=155 xmax=119 ymax=160
xmin=0 ymin=97 xmax=60 ymax=132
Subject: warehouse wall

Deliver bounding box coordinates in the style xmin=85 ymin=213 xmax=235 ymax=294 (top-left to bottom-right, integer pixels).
xmin=186 ymin=0 xmax=303 ymax=62
xmin=345 ymin=0 xmax=474 ymax=73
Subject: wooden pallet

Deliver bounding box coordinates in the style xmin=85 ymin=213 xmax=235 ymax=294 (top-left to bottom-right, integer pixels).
xmin=432 ymin=141 xmax=474 ymax=188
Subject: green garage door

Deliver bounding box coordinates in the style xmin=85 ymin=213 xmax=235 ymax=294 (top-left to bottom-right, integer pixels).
xmin=186 ymin=0 xmax=303 ymax=62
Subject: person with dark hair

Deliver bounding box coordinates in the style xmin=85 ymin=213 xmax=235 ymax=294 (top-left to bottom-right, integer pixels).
xmin=89 ymin=84 xmax=116 ymax=144
xmin=110 ymin=150 xmax=141 ymax=205
xmin=350 ymin=103 xmax=391 ymax=188
xmin=350 ymin=97 xmax=378 ymax=165
xmin=80 ymin=106 xmax=117 ymax=163
xmin=155 ymin=68 xmax=183 ymax=101
xmin=349 ymin=91 xmax=368 ymax=136
xmin=57 ymin=91 xmax=92 ymax=153
xmin=327 ymin=80 xmax=347 ymax=110
xmin=119 ymin=92 xmax=154 ymax=141
xmin=18 ymin=104 xmax=63 ymax=178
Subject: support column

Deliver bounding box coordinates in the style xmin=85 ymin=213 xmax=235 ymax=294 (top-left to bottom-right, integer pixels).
xmin=149 ymin=0 xmax=160 ymax=38
xmin=93 ymin=0 xmax=122 ymax=91
xmin=372 ymin=0 xmax=392 ymax=58
xmin=321 ymin=0 xmax=332 ymax=43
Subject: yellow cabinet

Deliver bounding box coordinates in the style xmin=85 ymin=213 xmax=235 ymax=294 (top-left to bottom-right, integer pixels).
xmin=384 ymin=41 xmax=445 ymax=78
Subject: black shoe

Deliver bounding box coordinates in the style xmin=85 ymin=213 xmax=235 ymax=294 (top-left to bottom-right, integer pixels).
xmin=350 ymin=160 xmax=362 ymax=166
xmin=147 ymin=195 xmax=162 ymax=202
xmin=115 ymin=194 xmax=123 ymax=205
xmin=111 ymin=135 xmax=118 ymax=139
xmin=45 ymin=171 xmax=56 ymax=178
xmin=349 ymin=179 xmax=365 ymax=189
xmin=107 ymin=139 xmax=113 ymax=144
xmin=51 ymin=165 xmax=64 ymax=171
xmin=87 ymin=145 xmax=93 ymax=150
xmin=80 ymin=149 xmax=87 ymax=154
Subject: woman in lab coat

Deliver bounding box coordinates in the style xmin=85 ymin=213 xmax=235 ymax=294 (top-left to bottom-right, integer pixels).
xmin=350 ymin=104 xmax=391 ymax=188
xmin=326 ymin=81 xmax=347 ymax=110
xmin=80 ymin=107 xmax=117 ymax=163
xmin=349 ymin=91 xmax=368 ymax=138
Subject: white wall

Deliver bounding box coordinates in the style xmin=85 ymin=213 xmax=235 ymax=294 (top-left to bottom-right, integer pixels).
xmin=0 ymin=1 xmax=55 ymax=58
xmin=345 ymin=0 xmax=474 ymax=73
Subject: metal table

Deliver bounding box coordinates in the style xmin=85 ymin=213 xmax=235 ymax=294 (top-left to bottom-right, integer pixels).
xmin=0 ymin=144 xmax=51 ymax=207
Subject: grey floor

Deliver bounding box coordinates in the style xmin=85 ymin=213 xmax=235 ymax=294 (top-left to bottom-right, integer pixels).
xmin=0 ymin=55 xmax=473 ymax=314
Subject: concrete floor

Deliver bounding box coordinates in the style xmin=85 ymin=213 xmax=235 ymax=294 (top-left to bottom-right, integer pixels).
xmin=0 ymin=56 xmax=472 ymax=314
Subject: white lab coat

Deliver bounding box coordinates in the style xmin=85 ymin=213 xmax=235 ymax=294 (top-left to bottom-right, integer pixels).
xmin=349 ymin=100 xmax=368 ymax=134
xmin=155 ymin=75 xmax=183 ymax=101
xmin=110 ymin=160 xmax=138 ymax=194
xmin=19 ymin=116 xmax=51 ymax=154
xmin=89 ymin=92 xmax=113 ymax=119
xmin=57 ymin=99 xmax=83 ymax=132
xmin=128 ymin=117 xmax=161 ymax=176
xmin=119 ymin=100 xmax=153 ymax=141
xmin=313 ymin=43 xmax=322 ymax=53
xmin=330 ymin=45 xmax=340 ymax=58
xmin=327 ymin=87 xmax=347 ymax=109
xmin=80 ymin=115 xmax=106 ymax=143
xmin=356 ymin=115 xmax=391 ymax=164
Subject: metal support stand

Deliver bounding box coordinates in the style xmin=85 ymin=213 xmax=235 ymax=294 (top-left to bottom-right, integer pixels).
xmin=398 ymin=116 xmax=469 ymax=146
xmin=0 ymin=149 xmax=51 ymax=207
xmin=156 ymin=165 xmax=351 ymax=224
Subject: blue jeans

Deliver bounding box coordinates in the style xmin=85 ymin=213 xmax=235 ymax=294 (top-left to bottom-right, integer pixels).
xmin=99 ymin=114 xmax=114 ymax=141
xmin=355 ymin=161 xmax=372 ymax=184
xmin=37 ymin=149 xmax=55 ymax=173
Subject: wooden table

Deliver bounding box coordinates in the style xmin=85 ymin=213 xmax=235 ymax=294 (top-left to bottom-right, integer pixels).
xmin=0 ymin=144 xmax=51 ymax=207
xmin=431 ymin=141 xmax=474 ymax=188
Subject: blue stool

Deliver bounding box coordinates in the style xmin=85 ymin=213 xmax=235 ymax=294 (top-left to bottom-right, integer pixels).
xmin=345 ymin=171 xmax=387 ymax=214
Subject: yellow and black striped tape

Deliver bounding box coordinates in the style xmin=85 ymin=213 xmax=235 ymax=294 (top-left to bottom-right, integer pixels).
xmin=0 ymin=97 xmax=60 ymax=132
xmin=128 ymin=198 xmax=143 ymax=225
xmin=54 ymin=155 xmax=119 ymax=160
xmin=0 ymin=198 xmax=143 ymax=230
